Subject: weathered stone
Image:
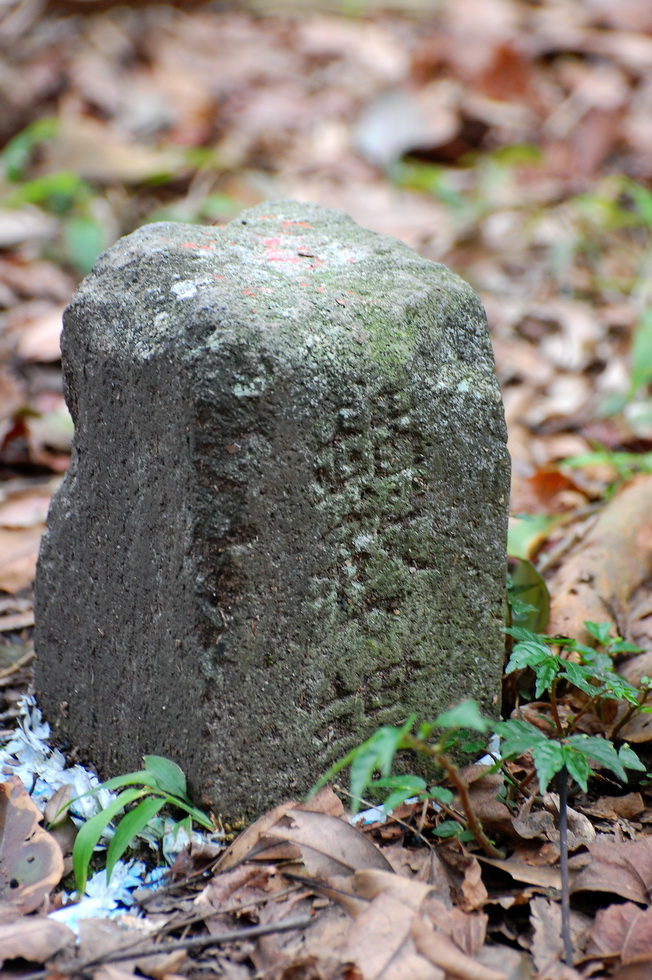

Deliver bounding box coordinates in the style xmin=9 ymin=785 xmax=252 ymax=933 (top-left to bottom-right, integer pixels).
xmin=35 ymin=200 xmax=510 ymax=818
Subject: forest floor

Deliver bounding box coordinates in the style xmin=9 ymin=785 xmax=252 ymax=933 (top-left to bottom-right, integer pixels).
xmin=3 ymin=0 xmax=652 ymax=977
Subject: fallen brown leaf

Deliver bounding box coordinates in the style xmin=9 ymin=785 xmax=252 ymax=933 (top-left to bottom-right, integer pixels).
xmin=546 ymin=476 xmax=652 ymax=645
xmin=0 ymin=776 xmax=64 ymax=914
xmin=338 ymin=892 xmax=443 ymax=980
xmin=580 ymin=792 xmax=645 ymax=822
xmin=267 ymin=808 xmax=394 ymax=877
xmin=479 ymin=856 xmax=562 ymax=891
xmin=571 ymin=838 xmax=652 ymax=905
xmin=214 ymin=802 xmax=303 ymax=873
xmin=585 ymin=900 xmax=641 ymax=959
xmin=411 ymin=915 xmax=505 ymax=980
xmin=0 ymin=525 xmax=44 ymax=592
xmin=0 ymin=914 xmax=74 ymax=967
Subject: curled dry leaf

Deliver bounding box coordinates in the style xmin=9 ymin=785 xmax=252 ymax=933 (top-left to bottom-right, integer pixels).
xmin=0 ymin=526 xmax=45 ymax=593
xmin=0 ymin=776 xmax=64 ymax=914
xmin=267 ymin=808 xmax=394 ymax=878
xmin=338 ymin=891 xmax=444 ymax=980
xmin=0 ymin=914 xmax=74 ymax=967
xmin=546 ymin=476 xmax=652 ymax=647
xmin=570 ymin=837 xmax=652 ymax=905
xmin=411 ymin=916 xmax=506 ymax=980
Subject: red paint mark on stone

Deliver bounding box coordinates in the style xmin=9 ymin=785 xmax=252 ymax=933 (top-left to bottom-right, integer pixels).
xmin=242 ymin=288 xmax=257 ymax=296
xmin=316 ymin=285 xmax=325 ymax=292
xmin=262 ymin=237 xmax=281 ymax=247
xmin=213 ymin=275 xmax=224 ymax=280
xmin=265 ymin=253 xmax=302 ymax=263
xmin=181 ymin=242 xmax=200 ymax=249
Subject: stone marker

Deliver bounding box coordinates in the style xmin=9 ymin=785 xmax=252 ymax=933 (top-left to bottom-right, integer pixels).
xmin=35 ymin=200 xmax=510 ymax=818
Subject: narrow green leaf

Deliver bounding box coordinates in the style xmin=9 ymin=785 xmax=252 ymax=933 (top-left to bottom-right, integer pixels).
xmin=506 ymin=558 xmax=550 ymax=632
xmin=533 ymin=660 xmax=560 ymax=699
xmin=609 ymin=640 xmax=644 ymax=654
xmin=63 ymin=216 xmax=106 ymax=275
xmin=505 ymin=641 xmax=555 ymax=675
xmin=562 ymin=661 xmax=600 ymax=696
xmin=371 ymin=775 xmax=427 ymax=792
xmin=144 ymin=756 xmax=188 ymax=800
xmin=168 ymin=797 xmax=214 ymax=831
xmin=503 ymin=626 xmax=548 ymax=643
xmin=105 ymin=796 xmax=167 ymax=884
xmin=73 ymin=787 xmax=145 ymax=895
xmin=350 ymin=747 xmax=382 ymax=810
xmin=93 ymin=771 xmax=151 ymax=792
xmin=630 ymin=310 xmax=652 ymax=395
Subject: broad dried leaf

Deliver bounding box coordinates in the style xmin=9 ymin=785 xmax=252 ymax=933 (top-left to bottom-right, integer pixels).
xmin=0 ymin=777 xmax=64 ymax=913
xmin=268 ymin=808 xmax=394 ymax=877
xmin=46 ymin=116 xmax=186 ymax=184
xmin=529 ymin=896 xmax=588 ymax=979
xmin=213 ymin=802 xmax=301 ymax=873
xmin=338 ymin=892 xmax=443 ymax=980
xmin=586 ymin=902 xmax=642 ymax=958
xmin=622 ymin=906 xmax=652 ymax=963
xmin=411 ymin=915 xmax=505 ymax=980
xmin=0 ymin=525 xmax=44 ymax=592
xmin=13 ymin=303 xmax=65 ymax=362
xmin=580 ymin=792 xmax=645 ymax=821
xmin=0 ymin=490 xmax=53 ymax=529
xmin=479 ymin=856 xmax=562 ymax=891
xmin=0 ymin=914 xmax=74 ymax=966
xmin=547 ymin=476 xmax=652 ymax=646
xmin=571 ymin=839 xmax=652 ymax=905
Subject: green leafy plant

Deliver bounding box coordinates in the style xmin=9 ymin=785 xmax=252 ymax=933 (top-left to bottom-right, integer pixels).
xmin=501 ymin=620 xmax=652 ymax=758
xmin=311 ymin=701 xmax=503 ymax=857
xmin=56 ymin=754 xmax=213 ymax=895
xmin=313 ymin=621 xmax=650 ymax=865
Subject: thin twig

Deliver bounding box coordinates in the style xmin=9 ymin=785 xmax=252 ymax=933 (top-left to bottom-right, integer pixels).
xmin=333 ymin=783 xmax=434 ymax=850
xmin=557 ymin=765 xmax=574 ymax=966
xmin=0 ymin=648 xmax=34 ymax=679
xmin=25 ymin=915 xmax=314 ymax=979
xmin=401 ymin=739 xmax=504 ymax=859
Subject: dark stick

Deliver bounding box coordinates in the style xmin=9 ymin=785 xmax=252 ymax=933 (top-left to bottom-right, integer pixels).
xmin=24 ymin=915 xmax=314 ymax=979
xmin=558 ymin=765 xmax=574 ymax=966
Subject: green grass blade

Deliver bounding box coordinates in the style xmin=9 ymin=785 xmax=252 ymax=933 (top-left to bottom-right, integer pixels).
xmin=105 ymin=796 xmax=167 ymax=884
xmin=97 ymin=770 xmax=151 ymax=791
xmin=143 ymin=755 xmax=187 ymax=799
xmin=166 ymin=796 xmax=213 ymax=830
xmin=73 ymin=787 xmax=145 ymax=895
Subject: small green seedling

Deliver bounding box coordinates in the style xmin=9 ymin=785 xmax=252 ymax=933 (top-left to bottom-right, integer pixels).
xmin=55 ymin=754 xmax=213 ymax=895
xmin=313 ymin=622 xmax=649 ymax=858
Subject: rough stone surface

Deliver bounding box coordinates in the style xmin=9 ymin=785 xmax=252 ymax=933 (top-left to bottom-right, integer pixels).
xmin=35 ymin=200 xmax=510 ymax=818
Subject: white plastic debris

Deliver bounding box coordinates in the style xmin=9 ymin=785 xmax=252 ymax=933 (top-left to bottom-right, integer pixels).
xmin=0 ymin=695 xmax=223 ymax=933
xmin=0 ymin=695 xmax=114 ymax=818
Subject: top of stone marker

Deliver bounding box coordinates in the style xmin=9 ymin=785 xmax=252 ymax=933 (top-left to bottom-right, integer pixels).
xmin=65 ymin=199 xmax=497 ymax=379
